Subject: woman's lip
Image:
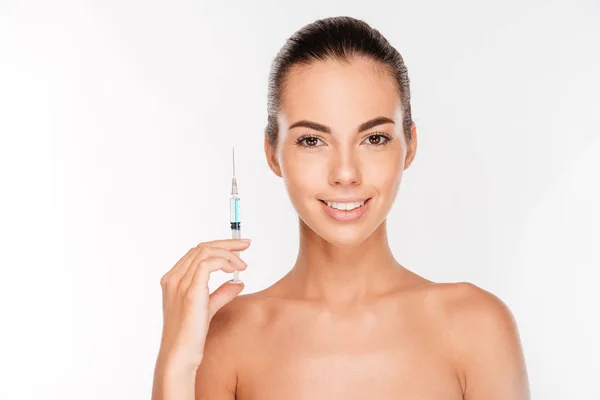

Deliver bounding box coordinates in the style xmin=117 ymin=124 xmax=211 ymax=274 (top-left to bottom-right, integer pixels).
xmin=320 ymin=198 xmax=370 ymax=203
xmin=320 ymin=198 xmax=371 ymax=222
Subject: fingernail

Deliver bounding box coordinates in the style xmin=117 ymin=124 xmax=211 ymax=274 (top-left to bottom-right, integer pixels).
xmin=241 ymin=239 xmax=251 ymax=243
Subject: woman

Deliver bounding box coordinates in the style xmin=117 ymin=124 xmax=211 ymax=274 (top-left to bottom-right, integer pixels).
xmin=152 ymin=16 xmax=529 ymax=400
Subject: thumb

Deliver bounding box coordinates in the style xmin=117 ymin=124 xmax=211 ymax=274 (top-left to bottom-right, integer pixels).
xmin=207 ymin=280 xmax=245 ymax=318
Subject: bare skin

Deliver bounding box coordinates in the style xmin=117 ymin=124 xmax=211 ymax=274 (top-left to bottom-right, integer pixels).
xmin=195 ymin=56 xmax=529 ymax=399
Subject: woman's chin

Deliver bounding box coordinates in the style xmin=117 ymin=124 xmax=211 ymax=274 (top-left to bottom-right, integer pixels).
xmin=325 ymin=235 xmax=369 ymax=247
xmin=301 ymin=219 xmax=376 ymax=247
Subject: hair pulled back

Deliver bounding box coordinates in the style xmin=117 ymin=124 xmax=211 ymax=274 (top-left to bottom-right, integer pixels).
xmin=266 ymin=16 xmax=413 ymax=148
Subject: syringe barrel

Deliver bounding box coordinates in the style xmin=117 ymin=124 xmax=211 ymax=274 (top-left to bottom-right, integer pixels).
xmin=230 ymin=195 xmax=240 ymax=226
xmin=230 ymin=194 xmax=241 ymax=243
xmin=230 ymin=195 xmax=241 ymax=281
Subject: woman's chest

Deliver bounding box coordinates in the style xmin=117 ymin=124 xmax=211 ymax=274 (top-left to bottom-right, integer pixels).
xmin=234 ymin=306 xmax=463 ymax=400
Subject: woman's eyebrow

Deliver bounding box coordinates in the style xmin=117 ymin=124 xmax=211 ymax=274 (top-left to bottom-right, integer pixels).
xmin=288 ymin=116 xmax=395 ymax=134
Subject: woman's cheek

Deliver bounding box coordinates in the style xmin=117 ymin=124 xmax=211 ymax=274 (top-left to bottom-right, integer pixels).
xmin=283 ymin=159 xmax=322 ymax=210
xmin=367 ymin=157 xmax=402 ymax=200
xmin=290 ymin=163 xmax=319 ymax=196
xmin=383 ymin=167 xmax=404 ymax=203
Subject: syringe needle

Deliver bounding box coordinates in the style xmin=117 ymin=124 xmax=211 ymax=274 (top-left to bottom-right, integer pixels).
xmin=232 ymin=146 xmax=236 ymax=177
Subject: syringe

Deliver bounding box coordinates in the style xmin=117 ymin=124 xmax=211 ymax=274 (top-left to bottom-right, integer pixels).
xmin=230 ymin=147 xmax=243 ymax=283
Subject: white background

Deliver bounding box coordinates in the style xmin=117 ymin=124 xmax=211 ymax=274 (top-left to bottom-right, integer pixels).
xmin=1 ymin=0 xmax=599 ymax=398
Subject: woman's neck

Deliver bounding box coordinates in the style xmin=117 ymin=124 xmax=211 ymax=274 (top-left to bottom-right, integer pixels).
xmin=280 ymin=218 xmax=407 ymax=305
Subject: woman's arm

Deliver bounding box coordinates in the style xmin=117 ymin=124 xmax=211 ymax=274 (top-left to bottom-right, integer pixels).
xmin=152 ymin=362 xmax=197 ymax=400
xmin=151 ymin=239 xmax=250 ymax=400
xmin=151 ymin=304 xmax=238 ymax=400
xmin=194 ymin=301 xmax=240 ymax=400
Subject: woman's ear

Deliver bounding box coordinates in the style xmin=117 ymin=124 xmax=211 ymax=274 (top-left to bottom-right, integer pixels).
xmin=264 ymin=134 xmax=282 ymax=177
xmin=404 ymin=122 xmax=418 ymax=170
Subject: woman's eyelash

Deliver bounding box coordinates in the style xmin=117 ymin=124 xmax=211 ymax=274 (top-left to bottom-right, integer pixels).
xmin=363 ymin=133 xmax=393 ymax=146
xmin=295 ymin=134 xmax=323 ymax=148
xmin=295 ymin=132 xmax=393 ymax=148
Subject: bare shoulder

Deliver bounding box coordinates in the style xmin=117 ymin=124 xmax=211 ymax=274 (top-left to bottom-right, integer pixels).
xmin=419 ymin=281 xmax=529 ymax=399
xmin=423 ymin=281 xmax=515 ymax=321
xmin=195 ymin=293 xmax=266 ymax=399
xmin=420 ymin=281 xmax=522 ymax=352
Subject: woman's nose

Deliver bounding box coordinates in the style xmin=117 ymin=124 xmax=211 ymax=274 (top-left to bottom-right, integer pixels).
xmin=328 ymin=149 xmax=362 ymax=187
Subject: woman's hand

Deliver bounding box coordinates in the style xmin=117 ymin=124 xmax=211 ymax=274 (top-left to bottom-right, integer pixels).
xmin=155 ymin=238 xmax=251 ymax=373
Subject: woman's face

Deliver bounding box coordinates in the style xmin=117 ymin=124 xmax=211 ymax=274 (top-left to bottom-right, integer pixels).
xmin=265 ymin=57 xmax=417 ymax=247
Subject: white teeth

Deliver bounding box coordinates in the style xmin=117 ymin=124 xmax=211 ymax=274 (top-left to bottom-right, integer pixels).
xmin=325 ymin=200 xmax=365 ymax=211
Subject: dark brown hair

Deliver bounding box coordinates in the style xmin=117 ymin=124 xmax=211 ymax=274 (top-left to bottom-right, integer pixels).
xmin=265 ymin=16 xmax=413 ymax=148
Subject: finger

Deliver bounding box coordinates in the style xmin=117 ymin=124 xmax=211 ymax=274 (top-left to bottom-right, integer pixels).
xmin=161 ymin=247 xmax=198 ymax=314
xmin=197 ymin=238 xmax=251 ymax=251
xmin=165 ymin=247 xmax=209 ymax=295
xmin=169 ymin=242 xmax=249 ymax=287
xmin=179 ymin=256 xmax=235 ymax=294
xmin=163 ymin=241 xmax=250 ymax=298
xmin=207 ymin=280 xmax=245 ymax=319
xmin=194 ymin=246 xmax=248 ymax=271
xmin=177 ymin=246 xmax=247 ymax=293
xmin=161 ymin=247 xmax=197 ymax=289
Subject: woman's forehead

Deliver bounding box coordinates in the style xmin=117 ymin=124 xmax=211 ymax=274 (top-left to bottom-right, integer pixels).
xmin=279 ymin=67 xmax=402 ymax=130
xmin=280 ymin=58 xmax=401 ymax=120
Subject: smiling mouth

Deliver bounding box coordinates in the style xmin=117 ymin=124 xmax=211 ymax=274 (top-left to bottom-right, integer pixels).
xmin=318 ymin=197 xmax=372 ymax=222
xmin=319 ymin=198 xmax=371 ymax=211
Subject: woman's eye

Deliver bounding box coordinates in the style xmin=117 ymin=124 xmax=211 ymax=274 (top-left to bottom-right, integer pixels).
xmin=297 ymin=136 xmax=323 ymax=147
xmin=363 ymin=134 xmax=391 ymax=146
xmin=296 ymin=134 xmax=391 ymax=148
